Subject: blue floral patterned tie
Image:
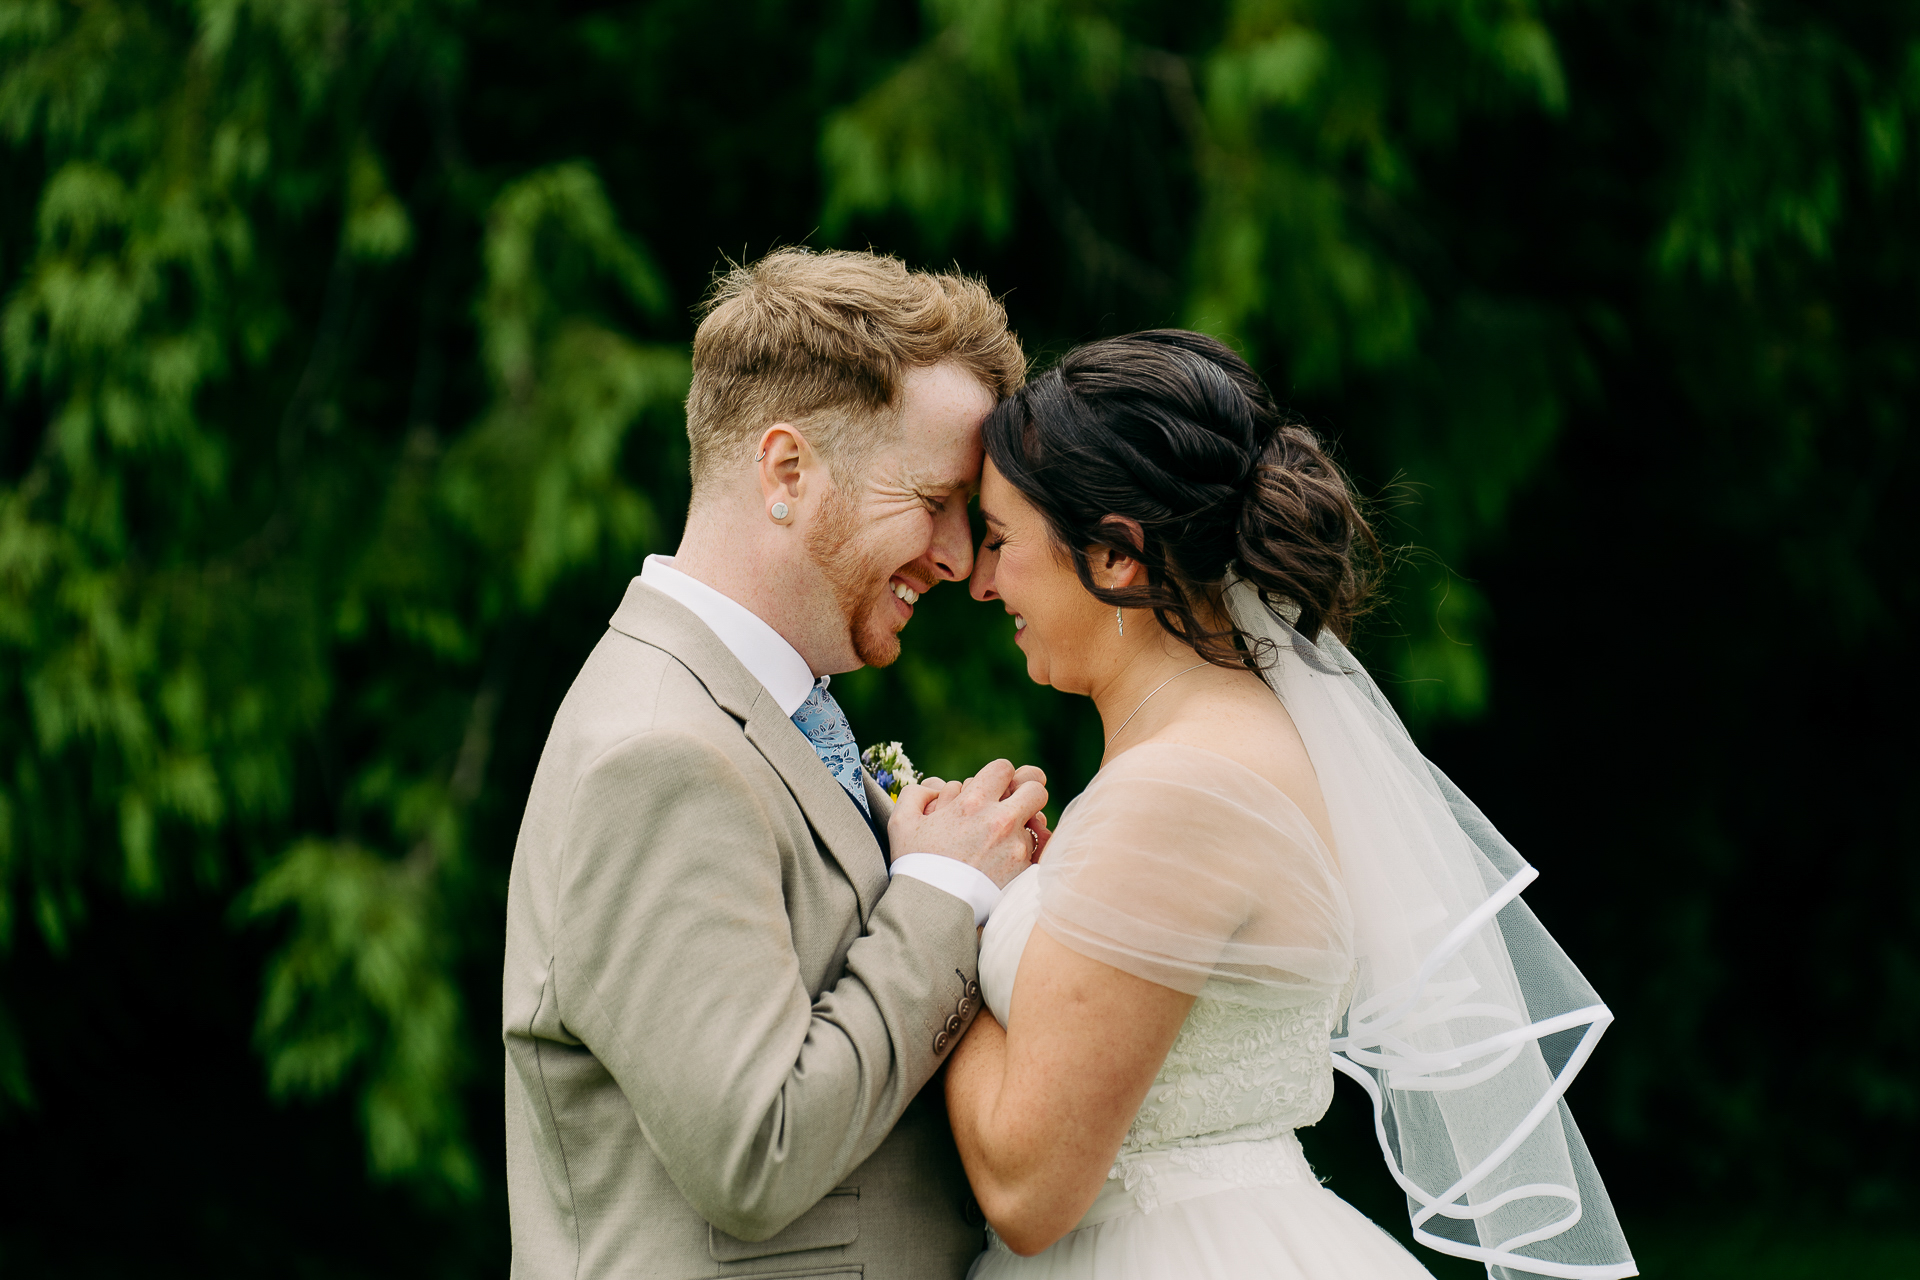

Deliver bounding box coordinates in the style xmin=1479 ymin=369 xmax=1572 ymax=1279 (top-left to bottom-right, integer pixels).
xmin=791 ymin=681 xmax=870 ymax=819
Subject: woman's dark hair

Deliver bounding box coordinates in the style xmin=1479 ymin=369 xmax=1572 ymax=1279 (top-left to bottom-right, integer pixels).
xmin=982 ymin=329 xmax=1376 ymax=667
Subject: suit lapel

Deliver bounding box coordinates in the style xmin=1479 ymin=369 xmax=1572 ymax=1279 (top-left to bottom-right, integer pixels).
xmin=609 ymin=579 xmax=887 ymax=919
xmin=744 ymin=709 xmax=886 ymax=918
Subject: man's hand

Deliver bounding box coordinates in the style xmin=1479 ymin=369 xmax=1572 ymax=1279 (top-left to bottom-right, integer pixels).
xmin=890 ymin=760 xmax=1048 ymax=889
xmin=918 ymin=764 xmax=1053 ymax=863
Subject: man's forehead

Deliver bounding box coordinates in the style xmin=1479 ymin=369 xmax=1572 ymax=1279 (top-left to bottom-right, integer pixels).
xmin=902 ymin=359 xmax=998 ymax=411
xmin=883 ymin=361 xmax=994 ymax=493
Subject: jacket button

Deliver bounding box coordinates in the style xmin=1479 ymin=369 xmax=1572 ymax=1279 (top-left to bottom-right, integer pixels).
xmin=945 ymin=1012 xmax=964 ymax=1035
xmin=965 ymin=979 xmax=981 ymax=1000
xmin=958 ymin=997 xmax=975 ymax=1018
xmin=934 ymin=1030 xmax=952 ymax=1053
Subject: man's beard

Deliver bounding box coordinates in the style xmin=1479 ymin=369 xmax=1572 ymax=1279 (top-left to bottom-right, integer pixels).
xmin=805 ymin=488 xmax=902 ymax=669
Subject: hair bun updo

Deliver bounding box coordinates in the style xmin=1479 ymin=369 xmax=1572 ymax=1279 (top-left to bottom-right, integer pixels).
xmin=981 ymin=329 xmax=1376 ymax=666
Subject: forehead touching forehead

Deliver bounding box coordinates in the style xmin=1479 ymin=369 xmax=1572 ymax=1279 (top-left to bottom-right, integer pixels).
xmin=682 ymin=247 xmax=1024 ymax=500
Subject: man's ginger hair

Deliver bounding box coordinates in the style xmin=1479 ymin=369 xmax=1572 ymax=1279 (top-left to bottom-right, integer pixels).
xmin=685 ymin=248 xmax=1026 ymax=498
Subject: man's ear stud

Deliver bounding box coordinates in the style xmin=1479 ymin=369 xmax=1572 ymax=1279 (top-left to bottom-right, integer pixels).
xmin=770 ymin=501 xmax=791 ymax=523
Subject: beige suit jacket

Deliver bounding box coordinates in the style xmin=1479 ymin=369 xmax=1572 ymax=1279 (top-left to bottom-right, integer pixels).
xmin=504 ymin=580 xmax=986 ymax=1280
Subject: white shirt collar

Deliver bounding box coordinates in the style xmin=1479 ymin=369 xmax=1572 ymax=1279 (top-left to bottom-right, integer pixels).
xmin=639 ymin=555 xmax=819 ymax=717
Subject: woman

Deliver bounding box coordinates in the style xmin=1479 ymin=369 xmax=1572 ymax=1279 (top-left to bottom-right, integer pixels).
xmin=915 ymin=331 xmax=1635 ymax=1279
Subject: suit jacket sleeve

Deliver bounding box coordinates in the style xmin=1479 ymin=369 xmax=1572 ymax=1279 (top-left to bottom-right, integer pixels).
xmin=552 ymin=728 xmax=978 ymax=1242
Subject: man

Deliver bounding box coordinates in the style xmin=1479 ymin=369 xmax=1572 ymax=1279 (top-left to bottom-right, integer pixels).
xmin=504 ymin=248 xmax=1044 ymax=1280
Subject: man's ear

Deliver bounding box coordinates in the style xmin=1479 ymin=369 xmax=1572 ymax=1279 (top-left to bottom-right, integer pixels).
xmin=1088 ymin=515 xmax=1147 ymax=590
xmin=756 ymin=424 xmax=814 ymax=508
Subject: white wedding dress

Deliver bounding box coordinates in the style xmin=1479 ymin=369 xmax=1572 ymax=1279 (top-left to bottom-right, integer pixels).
xmin=969 ymin=744 xmax=1436 ymax=1280
xmin=963 ymin=582 xmax=1635 ymax=1279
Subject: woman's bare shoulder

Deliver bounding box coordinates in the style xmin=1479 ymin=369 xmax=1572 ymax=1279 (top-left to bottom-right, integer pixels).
xmin=1143 ymin=681 xmax=1333 ymax=844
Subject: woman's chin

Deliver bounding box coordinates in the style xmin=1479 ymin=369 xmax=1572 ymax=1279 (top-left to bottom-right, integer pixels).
xmin=1011 ymin=625 xmax=1061 ymax=688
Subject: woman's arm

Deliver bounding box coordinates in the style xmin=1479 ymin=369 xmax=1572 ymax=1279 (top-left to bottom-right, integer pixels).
xmin=944 ymin=925 xmax=1195 ymax=1256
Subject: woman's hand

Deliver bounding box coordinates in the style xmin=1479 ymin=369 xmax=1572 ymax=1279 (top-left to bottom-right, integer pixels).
xmin=1025 ymin=808 xmax=1052 ymax=863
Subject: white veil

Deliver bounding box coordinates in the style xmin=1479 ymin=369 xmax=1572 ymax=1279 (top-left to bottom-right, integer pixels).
xmin=1223 ymin=577 xmax=1636 ymax=1280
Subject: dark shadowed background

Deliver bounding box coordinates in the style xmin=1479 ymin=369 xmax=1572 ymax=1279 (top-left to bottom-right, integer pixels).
xmin=1 ymin=1 xmax=1914 ymax=1275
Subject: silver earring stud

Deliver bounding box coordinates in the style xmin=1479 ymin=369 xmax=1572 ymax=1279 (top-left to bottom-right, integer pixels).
xmin=770 ymin=501 xmax=791 ymax=523
xmin=1116 ymin=607 xmax=1124 ymax=637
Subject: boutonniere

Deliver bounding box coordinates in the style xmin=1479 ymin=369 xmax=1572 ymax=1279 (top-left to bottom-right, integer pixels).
xmin=859 ymin=741 xmax=920 ymax=801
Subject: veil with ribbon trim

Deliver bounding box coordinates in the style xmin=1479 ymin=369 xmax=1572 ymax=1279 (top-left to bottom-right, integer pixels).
xmin=1222 ymin=576 xmax=1635 ymax=1280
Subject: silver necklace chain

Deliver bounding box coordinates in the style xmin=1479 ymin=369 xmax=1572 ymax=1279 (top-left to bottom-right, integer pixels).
xmin=1105 ymin=663 xmax=1209 ymax=750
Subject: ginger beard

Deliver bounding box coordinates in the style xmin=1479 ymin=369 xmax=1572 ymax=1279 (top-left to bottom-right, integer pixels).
xmin=805 ymin=483 xmax=909 ymax=669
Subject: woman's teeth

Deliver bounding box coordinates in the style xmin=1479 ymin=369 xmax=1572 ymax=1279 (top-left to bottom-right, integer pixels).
xmin=892 ymin=581 xmax=920 ymax=605
xmin=1014 ymin=615 xmax=1026 ymax=631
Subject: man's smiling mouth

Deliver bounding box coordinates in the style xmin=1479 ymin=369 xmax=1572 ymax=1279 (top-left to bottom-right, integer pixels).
xmin=890 ymin=578 xmax=922 ymax=605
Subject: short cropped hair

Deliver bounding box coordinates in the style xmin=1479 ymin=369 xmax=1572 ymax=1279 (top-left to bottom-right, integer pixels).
xmin=685 ymin=248 xmax=1026 ymax=497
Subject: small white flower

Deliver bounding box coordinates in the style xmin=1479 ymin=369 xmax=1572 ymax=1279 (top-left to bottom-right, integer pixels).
xmin=859 ymin=741 xmax=920 ymax=800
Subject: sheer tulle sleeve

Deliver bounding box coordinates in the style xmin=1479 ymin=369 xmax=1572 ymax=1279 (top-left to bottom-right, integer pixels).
xmin=1035 ymin=743 xmax=1354 ymax=1004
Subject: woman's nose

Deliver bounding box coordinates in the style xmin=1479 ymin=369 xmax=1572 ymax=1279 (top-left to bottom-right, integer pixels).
xmin=970 ymin=545 xmax=997 ymax=601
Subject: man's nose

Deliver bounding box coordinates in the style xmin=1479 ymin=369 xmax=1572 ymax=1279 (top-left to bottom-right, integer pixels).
xmin=929 ymin=505 xmax=974 ymax=582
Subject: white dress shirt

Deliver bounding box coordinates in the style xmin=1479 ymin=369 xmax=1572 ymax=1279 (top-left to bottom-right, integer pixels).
xmin=639 ymin=556 xmax=1003 ymax=925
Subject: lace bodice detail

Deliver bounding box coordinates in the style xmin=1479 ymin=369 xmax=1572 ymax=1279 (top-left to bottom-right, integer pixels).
xmin=979 ymin=867 xmax=1351 ymax=1209
xmin=1120 ymin=978 xmax=1344 ymax=1156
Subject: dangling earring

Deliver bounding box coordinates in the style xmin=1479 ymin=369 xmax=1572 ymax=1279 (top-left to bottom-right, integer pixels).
xmin=1116 ymin=607 xmax=1124 ymax=637
xmin=769 ymin=501 xmax=791 ymax=524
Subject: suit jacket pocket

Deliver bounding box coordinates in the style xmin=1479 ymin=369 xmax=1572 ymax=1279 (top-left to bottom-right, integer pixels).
xmin=708 ymin=1187 xmax=859 ymax=1262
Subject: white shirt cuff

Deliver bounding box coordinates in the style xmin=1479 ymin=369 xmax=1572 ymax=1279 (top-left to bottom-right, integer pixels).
xmin=889 ymin=853 xmax=1004 ymax=927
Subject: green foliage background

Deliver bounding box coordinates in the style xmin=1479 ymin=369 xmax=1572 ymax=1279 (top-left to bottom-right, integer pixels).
xmin=0 ymin=0 xmax=1914 ymax=1274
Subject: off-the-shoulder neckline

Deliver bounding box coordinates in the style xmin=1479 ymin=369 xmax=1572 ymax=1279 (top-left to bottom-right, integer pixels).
xmin=1101 ymin=739 xmax=1282 ymax=779
xmin=1057 ymin=741 xmax=1335 ymax=856
xmin=1090 ymin=740 xmax=1315 ymax=817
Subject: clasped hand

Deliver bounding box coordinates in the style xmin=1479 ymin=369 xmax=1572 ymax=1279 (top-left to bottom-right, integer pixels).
xmin=888 ymin=759 xmax=1052 ymax=889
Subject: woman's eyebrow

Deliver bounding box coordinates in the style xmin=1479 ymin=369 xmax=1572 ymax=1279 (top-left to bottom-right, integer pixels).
xmin=980 ymin=507 xmax=1004 ymax=527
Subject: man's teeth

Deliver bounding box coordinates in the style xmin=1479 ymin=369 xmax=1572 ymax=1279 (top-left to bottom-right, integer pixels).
xmin=891 ymin=581 xmax=920 ymax=605
xmin=1014 ymin=615 xmax=1026 ymax=631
